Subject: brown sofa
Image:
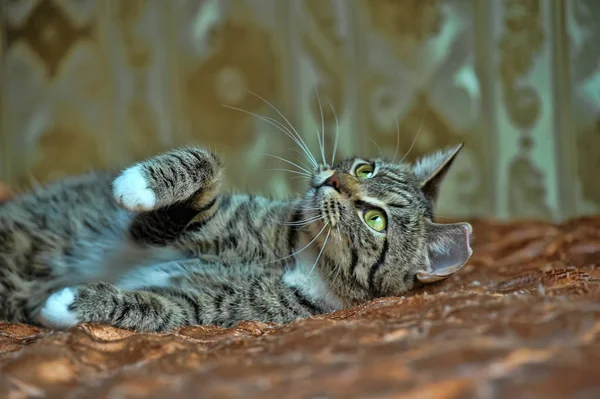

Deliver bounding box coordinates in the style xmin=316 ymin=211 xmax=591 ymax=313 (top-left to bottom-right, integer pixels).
xmin=1 ymin=203 xmax=599 ymax=397
xmin=0 ymin=183 xmax=12 ymax=203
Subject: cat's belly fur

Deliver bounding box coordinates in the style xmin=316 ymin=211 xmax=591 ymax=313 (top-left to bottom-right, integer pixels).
xmin=49 ymin=209 xmax=186 ymax=288
xmin=67 ymin=237 xmax=185 ymax=288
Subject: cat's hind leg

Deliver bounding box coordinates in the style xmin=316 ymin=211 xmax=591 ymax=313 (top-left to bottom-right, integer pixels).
xmin=36 ymin=267 xmax=317 ymax=332
xmin=37 ymin=282 xmax=194 ymax=332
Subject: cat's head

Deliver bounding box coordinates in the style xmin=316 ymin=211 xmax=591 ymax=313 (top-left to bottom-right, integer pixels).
xmin=299 ymin=144 xmax=472 ymax=304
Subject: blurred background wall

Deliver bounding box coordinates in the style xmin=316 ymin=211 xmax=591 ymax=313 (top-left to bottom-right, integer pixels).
xmin=1 ymin=0 xmax=599 ymax=221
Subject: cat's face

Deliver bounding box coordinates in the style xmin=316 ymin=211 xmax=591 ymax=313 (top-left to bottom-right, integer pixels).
xmin=299 ymin=145 xmax=472 ymax=305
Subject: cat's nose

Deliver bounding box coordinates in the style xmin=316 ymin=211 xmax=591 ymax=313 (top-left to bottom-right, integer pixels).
xmin=322 ymin=172 xmax=341 ymax=191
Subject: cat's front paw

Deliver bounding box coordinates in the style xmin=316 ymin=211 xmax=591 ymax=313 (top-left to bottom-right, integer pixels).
xmin=38 ymin=287 xmax=80 ymax=329
xmin=112 ymin=165 xmax=157 ymax=211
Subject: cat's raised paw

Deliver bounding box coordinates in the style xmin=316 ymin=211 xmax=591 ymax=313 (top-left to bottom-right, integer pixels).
xmin=37 ymin=287 xmax=79 ymax=329
xmin=112 ymin=165 xmax=157 ymax=211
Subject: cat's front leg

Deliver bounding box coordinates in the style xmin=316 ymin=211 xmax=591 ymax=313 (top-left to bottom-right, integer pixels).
xmin=37 ymin=282 xmax=190 ymax=332
xmin=113 ymin=147 xmax=224 ymax=212
xmin=113 ymin=147 xmax=225 ymax=244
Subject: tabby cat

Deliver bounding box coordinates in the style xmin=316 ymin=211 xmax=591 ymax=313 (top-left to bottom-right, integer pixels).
xmin=0 ymin=144 xmax=472 ymax=332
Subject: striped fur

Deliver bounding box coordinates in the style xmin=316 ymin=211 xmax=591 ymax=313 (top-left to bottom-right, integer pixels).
xmin=0 ymin=146 xmax=472 ymax=332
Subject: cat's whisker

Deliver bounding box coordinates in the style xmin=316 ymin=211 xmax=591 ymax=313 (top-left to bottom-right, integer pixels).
xmin=306 ymin=226 xmax=332 ymax=280
xmin=314 ymin=126 xmax=324 ymax=166
xmin=259 ymin=115 xmax=318 ymax=169
xmin=301 ymin=208 xmax=325 ymax=215
xmin=266 ymin=168 xmax=312 ymax=178
xmin=398 ymin=107 xmax=428 ymax=164
xmin=314 ymin=87 xmax=328 ymax=166
xmin=260 ymin=153 xmax=312 ymax=176
xmin=253 ymin=114 xmax=317 ymax=170
xmin=288 ymin=147 xmax=312 ymax=161
xmin=392 ymin=116 xmax=401 ymax=164
xmin=291 ymin=202 xmax=321 ymax=210
xmin=268 ymin=221 xmax=318 ymax=227
xmin=331 ymin=261 xmax=343 ymax=286
xmin=371 ymin=139 xmax=383 ymax=158
xmin=297 ymin=215 xmax=322 ymax=220
xmin=243 ymin=90 xmax=319 ymax=169
xmin=287 ymin=216 xmax=323 ymax=224
xmin=294 ymin=206 xmax=322 ymax=211
xmin=287 ymin=148 xmax=318 ymax=172
xmin=328 ymin=100 xmax=339 ymax=166
xmin=259 ymin=220 xmax=329 ymax=266
xmin=300 ymin=210 xmax=323 ymax=215
xmin=266 ymin=216 xmax=323 ymax=227
xmin=224 ymin=104 xmax=318 ymax=170
xmin=263 ymin=209 xmax=322 ymax=227
xmin=314 ymin=127 xmax=326 ymax=168
xmin=267 ymin=206 xmax=323 ymax=219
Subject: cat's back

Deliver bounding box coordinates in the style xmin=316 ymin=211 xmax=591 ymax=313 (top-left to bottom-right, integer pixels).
xmin=0 ymin=172 xmax=118 ymax=228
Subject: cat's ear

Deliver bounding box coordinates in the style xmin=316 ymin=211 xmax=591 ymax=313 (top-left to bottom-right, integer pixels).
xmin=416 ymin=220 xmax=472 ymax=284
xmin=413 ymin=143 xmax=463 ymax=204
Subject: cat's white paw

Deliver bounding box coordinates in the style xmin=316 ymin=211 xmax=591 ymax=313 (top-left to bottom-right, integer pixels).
xmin=38 ymin=287 xmax=79 ymax=329
xmin=113 ymin=165 xmax=156 ymax=211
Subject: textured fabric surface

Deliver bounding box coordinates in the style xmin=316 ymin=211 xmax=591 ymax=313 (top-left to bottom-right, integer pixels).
xmin=1 ymin=217 xmax=599 ymax=398
xmin=0 ymin=183 xmax=12 ymax=203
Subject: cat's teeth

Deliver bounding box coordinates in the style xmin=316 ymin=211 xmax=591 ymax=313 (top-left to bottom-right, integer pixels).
xmin=37 ymin=287 xmax=79 ymax=329
xmin=112 ymin=165 xmax=157 ymax=211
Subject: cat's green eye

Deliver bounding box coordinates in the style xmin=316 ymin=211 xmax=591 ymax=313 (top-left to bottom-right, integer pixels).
xmin=364 ymin=209 xmax=387 ymax=232
xmin=355 ymin=164 xmax=374 ymax=179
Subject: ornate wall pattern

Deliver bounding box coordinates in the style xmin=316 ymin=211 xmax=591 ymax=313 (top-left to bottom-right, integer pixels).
xmin=1 ymin=0 xmax=598 ymax=221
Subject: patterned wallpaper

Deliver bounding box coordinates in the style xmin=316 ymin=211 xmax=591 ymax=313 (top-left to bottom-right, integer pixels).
xmin=1 ymin=0 xmax=599 ymax=221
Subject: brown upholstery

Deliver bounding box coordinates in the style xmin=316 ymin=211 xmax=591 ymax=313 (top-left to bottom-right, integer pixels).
xmin=0 ymin=183 xmax=12 ymax=203
xmin=1 ymin=217 xmax=600 ymax=398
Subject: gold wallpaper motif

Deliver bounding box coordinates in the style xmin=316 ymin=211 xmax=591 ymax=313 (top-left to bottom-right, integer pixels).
xmin=363 ymin=0 xmax=442 ymax=45
xmin=570 ymin=0 xmax=600 ymax=211
xmin=301 ymin=0 xmax=348 ymax=164
xmin=115 ymin=0 xmax=163 ymax=162
xmin=1 ymin=0 xmax=599 ymax=220
xmin=360 ymin=0 xmax=489 ymax=217
xmin=577 ymin=122 xmax=600 ymax=205
xmin=499 ymin=0 xmax=552 ymax=219
xmin=25 ymin=122 xmax=104 ymax=187
xmin=185 ymin=19 xmax=279 ymax=148
xmin=5 ymin=0 xmax=93 ymax=77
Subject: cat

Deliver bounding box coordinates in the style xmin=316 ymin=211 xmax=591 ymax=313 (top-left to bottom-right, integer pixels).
xmin=0 ymin=144 xmax=472 ymax=332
